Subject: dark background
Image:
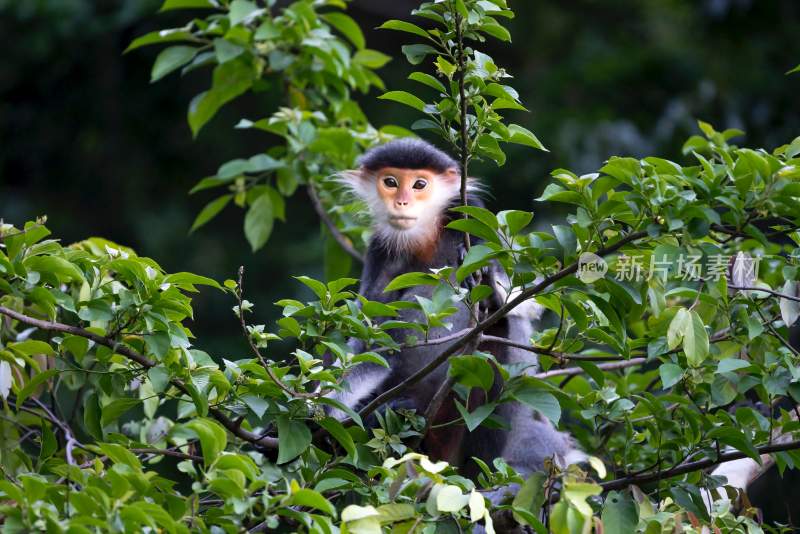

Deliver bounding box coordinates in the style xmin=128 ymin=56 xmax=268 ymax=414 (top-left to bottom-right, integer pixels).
xmin=1 ymin=0 xmax=799 ymax=356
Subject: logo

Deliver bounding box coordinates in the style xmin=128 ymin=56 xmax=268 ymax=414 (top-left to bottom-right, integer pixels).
xmin=577 ymin=252 xmax=607 ymax=283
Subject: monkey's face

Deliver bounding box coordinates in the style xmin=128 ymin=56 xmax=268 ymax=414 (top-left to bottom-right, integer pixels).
xmin=374 ymin=167 xmax=458 ymax=230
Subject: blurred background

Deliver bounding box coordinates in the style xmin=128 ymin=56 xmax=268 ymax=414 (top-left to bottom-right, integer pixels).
xmin=1 ymin=0 xmax=799 ymax=356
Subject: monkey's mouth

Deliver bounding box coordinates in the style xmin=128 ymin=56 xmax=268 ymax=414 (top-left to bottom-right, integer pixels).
xmin=388 ymin=216 xmax=418 ymax=228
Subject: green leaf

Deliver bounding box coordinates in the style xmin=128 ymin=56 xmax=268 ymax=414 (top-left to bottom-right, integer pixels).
xmin=9 ymin=340 xmax=55 ymax=357
xmin=455 ymin=400 xmax=497 ymax=432
xmin=512 ymin=472 xmax=547 ymax=526
xmin=401 ymin=44 xmax=437 ymax=65
xmin=185 ymin=418 xmax=227 ymax=466
xmin=151 ymin=46 xmax=197 ymax=82
xmin=507 ymin=124 xmax=547 ymax=151
xmin=125 ymin=29 xmax=194 ymax=53
xmin=408 ymin=72 xmax=446 ymax=93
xmin=163 ymin=272 xmax=223 ymax=291
xmin=213 ymin=38 xmax=245 ymax=64
xmin=446 ymin=218 xmax=501 ymax=245
xmin=512 ymin=387 xmax=561 ymax=424
xmin=316 ymin=397 xmax=364 ymax=429
xmin=185 ymin=382 xmax=208 ymax=416
xmin=498 ymin=209 xmax=533 ymax=235
xmin=456 ymin=244 xmax=494 ymax=283
xmin=83 ymin=393 xmax=103 ymax=439
xmin=553 ymin=224 xmax=577 ymax=259
xmin=160 ymin=0 xmax=215 ymax=11
xmin=450 ymin=205 xmax=499 ymax=229
xmin=38 ymin=422 xmax=57 ymax=462
xmin=101 ymin=398 xmax=143 ymax=427
xmin=276 ymin=416 xmax=312 ymax=464
xmin=148 ymin=366 xmax=170 ymax=393
xmin=188 ymin=60 xmax=253 ymax=137
xmin=353 ymin=49 xmax=392 ymax=68
xmin=244 ymin=193 xmax=274 ymax=251
xmin=435 ymin=484 xmax=470 ymax=513
xmin=228 ymin=0 xmax=258 ymax=25
xmin=295 ymin=276 xmax=328 ymax=299
xmin=536 ymin=183 xmax=582 ymax=204
xmin=289 ymin=488 xmax=337 ymax=517
xmin=707 ymin=426 xmax=760 ymax=462
xmin=716 ymin=358 xmax=751 ymax=374
xmin=384 ymin=272 xmax=439 ymax=291
xmin=667 ymin=308 xmax=690 ymax=350
xmin=322 ymin=13 xmax=365 ymax=50
xmin=601 ymin=491 xmax=638 ymax=534
xmin=449 ymin=355 xmax=494 ymax=391
xmin=684 ymin=311 xmax=709 ymax=366
xmin=788 ymin=64 xmax=800 ymax=75
xmin=479 ymin=20 xmax=512 ymax=42
xmin=435 ymin=55 xmax=457 ymax=78
xmin=318 ymin=417 xmax=356 ymax=458
xmin=378 ymin=91 xmax=426 ymax=112
xmin=658 ymin=363 xmax=683 ymax=388
xmin=97 ymin=443 xmax=142 ymax=470
xmin=378 ymin=20 xmax=432 ymax=41
xmin=24 ymin=256 xmax=85 ymax=283
xmin=477 ymin=133 xmax=506 ymax=165
xmin=779 ymin=280 xmax=800 ymax=327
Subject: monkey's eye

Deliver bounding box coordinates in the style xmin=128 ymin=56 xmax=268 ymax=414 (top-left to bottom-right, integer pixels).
xmin=383 ymin=176 xmax=398 ymax=188
xmin=412 ymin=179 xmax=428 ymax=190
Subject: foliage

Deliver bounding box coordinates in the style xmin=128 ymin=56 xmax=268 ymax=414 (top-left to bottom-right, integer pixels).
xmin=131 ymin=0 xmax=402 ymax=265
xmin=3 ymin=1 xmax=800 ymax=533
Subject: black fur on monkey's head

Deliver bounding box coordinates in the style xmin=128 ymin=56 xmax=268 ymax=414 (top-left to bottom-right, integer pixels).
xmin=358 ymin=138 xmax=458 ymax=174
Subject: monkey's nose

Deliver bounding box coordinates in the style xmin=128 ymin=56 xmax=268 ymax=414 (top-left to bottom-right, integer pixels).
xmin=395 ymin=199 xmax=409 ymax=206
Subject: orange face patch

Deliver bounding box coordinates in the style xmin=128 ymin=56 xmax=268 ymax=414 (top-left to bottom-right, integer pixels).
xmin=373 ymin=167 xmax=458 ymax=230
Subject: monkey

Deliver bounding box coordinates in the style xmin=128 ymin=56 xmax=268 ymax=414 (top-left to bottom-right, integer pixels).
xmin=328 ymin=138 xmax=585 ymax=506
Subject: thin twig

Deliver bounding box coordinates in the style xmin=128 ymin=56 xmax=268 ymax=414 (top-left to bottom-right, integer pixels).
xmin=131 ymin=448 xmax=203 ymax=462
xmin=729 ymin=285 xmax=800 ymax=303
xmin=307 ymin=185 xmax=363 ymax=263
xmin=23 ymin=399 xmax=84 ymax=467
xmin=753 ymin=305 xmax=800 ymax=358
xmin=480 ymin=334 xmax=625 ymax=362
xmin=236 ymin=267 xmax=315 ymax=399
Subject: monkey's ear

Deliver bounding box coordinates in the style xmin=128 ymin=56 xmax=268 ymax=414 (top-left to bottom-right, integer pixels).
xmin=443 ymin=167 xmax=460 ymax=182
xmin=356 ymin=167 xmax=374 ymax=181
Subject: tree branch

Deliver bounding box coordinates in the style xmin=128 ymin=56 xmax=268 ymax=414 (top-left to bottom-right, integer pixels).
xmin=534 ymin=358 xmax=647 ymax=380
xmin=0 ymin=305 xmax=279 ymax=449
xmin=307 ymin=184 xmax=364 ymax=263
xmin=600 ymin=439 xmax=800 ymax=491
xmin=453 ymin=8 xmax=471 ymax=251
xmin=131 ymin=447 xmax=203 ymax=462
xmin=729 ymin=285 xmax=800 ymax=303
